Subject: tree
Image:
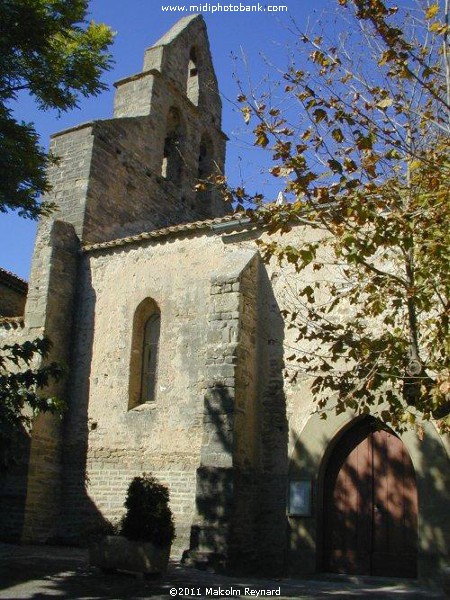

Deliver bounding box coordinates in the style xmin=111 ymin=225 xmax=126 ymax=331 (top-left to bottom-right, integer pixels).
xmin=0 ymin=338 xmax=65 ymax=470
xmin=231 ymin=0 xmax=450 ymax=433
xmin=0 ymin=0 xmax=114 ymax=218
xmin=0 ymin=1 xmax=113 ymax=467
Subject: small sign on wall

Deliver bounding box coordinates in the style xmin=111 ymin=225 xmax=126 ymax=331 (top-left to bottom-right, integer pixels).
xmin=289 ymin=480 xmax=312 ymax=516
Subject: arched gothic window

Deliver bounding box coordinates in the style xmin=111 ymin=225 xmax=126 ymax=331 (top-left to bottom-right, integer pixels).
xmin=187 ymin=47 xmax=199 ymax=106
xmin=161 ymin=107 xmax=183 ymax=183
xmin=129 ymin=299 xmax=161 ymax=409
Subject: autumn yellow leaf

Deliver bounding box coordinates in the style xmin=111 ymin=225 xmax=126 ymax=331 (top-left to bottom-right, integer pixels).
xmin=255 ymin=132 xmax=269 ymax=147
xmin=241 ymin=106 xmax=251 ymax=124
xmin=425 ymin=3 xmax=439 ymax=19
xmin=429 ymin=21 xmax=447 ymax=33
xmin=376 ymin=97 xmax=393 ymax=109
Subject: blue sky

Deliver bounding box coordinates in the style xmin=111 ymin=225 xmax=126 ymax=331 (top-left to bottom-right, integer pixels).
xmin=1 ymin=0 xmax=332 ymax=279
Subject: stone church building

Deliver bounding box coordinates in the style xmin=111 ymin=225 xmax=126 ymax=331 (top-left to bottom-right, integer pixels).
xmin=0 ymin=15 xmax=449 ymax=580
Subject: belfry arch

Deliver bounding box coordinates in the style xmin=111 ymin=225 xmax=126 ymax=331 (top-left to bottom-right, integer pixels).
xmin=161 ymin=107 xmax=184 ymax=184
xmin=187 ymin=46 xmax=199 ymax=106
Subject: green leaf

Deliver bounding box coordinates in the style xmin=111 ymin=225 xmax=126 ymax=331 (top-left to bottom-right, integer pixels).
xmin=300 ymin=285 xmax=315 ymax=303
xmin=0 ymin=337 xmax=66 ymax=470
xmin=356 ymin=133 xmax=373 ymax=150
xmin=0 ymin=0 xmax=113 ymax=218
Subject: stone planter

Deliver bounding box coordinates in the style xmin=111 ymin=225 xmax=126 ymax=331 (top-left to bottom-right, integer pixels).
xmin=89 ymin=535 xmax=171 ymax=576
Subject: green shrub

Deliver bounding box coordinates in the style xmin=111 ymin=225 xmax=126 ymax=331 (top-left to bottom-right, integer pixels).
xmin=120 ymin=473 xmax=175 ymax=547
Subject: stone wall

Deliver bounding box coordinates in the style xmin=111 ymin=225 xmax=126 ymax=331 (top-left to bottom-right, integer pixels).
xmin=113 ymin=15 xmax=226 ymax=223
xmin=43 ymin=125 xmax=95 ymax=241
xmin=22 ymin=220 xmax=79 ymax=542
xmin=61 ymin=233 xmax=256 ymax=555
xmin=0 ymin=287 xmax=25 ymax=317
xmin=119 ymin=15 xmax=222 ymax=127
xmin=2 ymin=214 xmax=448 ymax=580
xmin=0 ymin=220 xmax=79 ymax=543
xmin=189 ymin=265 xmax=247 ymax=568
xmin=35 ymin=15 xmax=227 ymax=266
xmin=231 ymin=256 xmax=261 ymax=568
xmin=253 ymin=260 xmax=289 ymax=574
xmin=44 ymin=111 xmax=226 ymax=249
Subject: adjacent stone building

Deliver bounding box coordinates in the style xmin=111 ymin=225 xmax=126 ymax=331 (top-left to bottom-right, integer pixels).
xmin=0 ymin=268 xmax=27 ymax=318
xmin=0 ymin=15 xmax=448 ymax=581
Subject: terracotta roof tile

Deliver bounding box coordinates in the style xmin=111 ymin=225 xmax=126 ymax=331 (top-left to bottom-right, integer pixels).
xmin=82 ymin=213 xmax=252 ymax=253
xmin=0 ymin=316 xmax=25 ymax=328
xmin=0 ymin=268 xmax=28 ymax=293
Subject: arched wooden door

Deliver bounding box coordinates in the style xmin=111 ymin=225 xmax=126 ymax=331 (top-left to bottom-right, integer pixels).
xmin=323 ymin=418 xmax=418 ymax=577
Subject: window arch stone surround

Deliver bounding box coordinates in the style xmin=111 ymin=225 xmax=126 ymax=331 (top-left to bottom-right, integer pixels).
xmin=128 ymin=297 xmax=161 ymax=409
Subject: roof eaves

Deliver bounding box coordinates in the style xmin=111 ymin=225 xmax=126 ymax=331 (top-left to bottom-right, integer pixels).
xmin=81 ymin=213 xmax=254 ymax=254
xmin=0 ymin=316 xmax=25 ymax=328
xmin=0 ymin=268 xmax=28 ymax=293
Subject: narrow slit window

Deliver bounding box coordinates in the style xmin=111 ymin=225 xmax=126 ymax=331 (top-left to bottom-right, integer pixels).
xmin=161 ymin=107 xmax=183 ymax=183
xmin=187 ymin=47 xmax=199 ymax=106
xmin=197 ymin=134 xmax=214 ymax=202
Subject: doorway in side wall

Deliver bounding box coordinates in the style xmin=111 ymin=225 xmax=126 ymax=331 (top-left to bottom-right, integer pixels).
xmin=322 ymin=417 xmax=418 ymax=577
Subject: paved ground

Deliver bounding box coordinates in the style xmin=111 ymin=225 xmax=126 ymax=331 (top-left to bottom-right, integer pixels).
xmin=0 ymin=544 xmax=446 ymax=600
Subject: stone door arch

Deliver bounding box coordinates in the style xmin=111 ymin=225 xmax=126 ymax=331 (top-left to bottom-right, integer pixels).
xmin=322 ymin=417 xmax=418 ymax=577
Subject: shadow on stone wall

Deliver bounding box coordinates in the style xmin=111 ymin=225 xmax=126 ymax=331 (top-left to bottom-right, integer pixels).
xmin=253 ymin=263 xmax=289 ymax=576
xmin=287 ymin=432 xmax=318 ymax=576
xmin=186 ymin=385 xmax=238 ymax=570
xmin=412 ymin=431 xmax=450 ymax=580
xmin=59 ymin=261 xmax=111 ymax=544
xmin=0 ymin=253 xmax=110 ymax=545
xmin=187 ymin=259 xmax=289 ymax=576
xmin=0 ymin=428 xmax=31 ymax=541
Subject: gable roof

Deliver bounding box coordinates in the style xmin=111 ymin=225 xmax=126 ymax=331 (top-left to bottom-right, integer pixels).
xmin=150 ymin=14 xmax=202 ymax=48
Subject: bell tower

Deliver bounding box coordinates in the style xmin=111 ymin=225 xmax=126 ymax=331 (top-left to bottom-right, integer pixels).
xmin=112 ymin=14 xmax=228 ymax=228
xmin=39 ymin=14 xmax=228 ymax=247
